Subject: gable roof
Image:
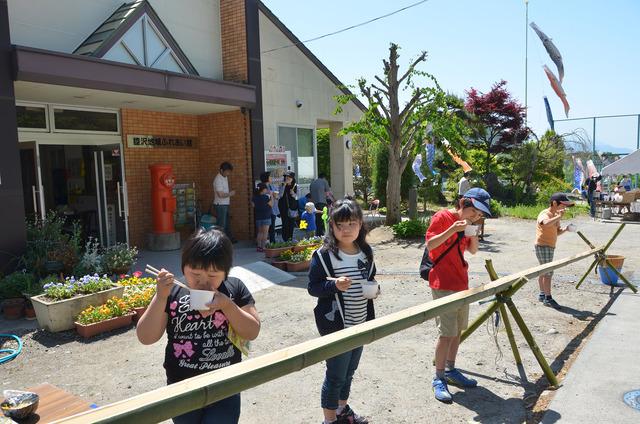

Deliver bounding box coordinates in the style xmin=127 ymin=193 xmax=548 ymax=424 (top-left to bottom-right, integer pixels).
xmin=257 ymin=1 xmax=366 ymax=113
xmin=73 ymin=0 xmax=198 ymax=75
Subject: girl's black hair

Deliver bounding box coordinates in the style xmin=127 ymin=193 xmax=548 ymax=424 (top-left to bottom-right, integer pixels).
xmin=259 ymin=171 xmax=270 ymax=183
xmin=457 ymin=198 xmax=474 ymax=210
xmin=322 ymin=198 xmax=372 ymax=263
xmin=181 ymin=227 xmax=233 ymax=277
xmin=254 ymin=182 xmax=267 ymax=196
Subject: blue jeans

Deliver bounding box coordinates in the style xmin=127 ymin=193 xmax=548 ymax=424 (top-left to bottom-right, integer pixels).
xmin=215 ymin=204 xmax=230 ymax=235
xmin=321 ymin=346 xmax=363 ymax=410
xmin=172 ymin=393 xmax=240 ymax=424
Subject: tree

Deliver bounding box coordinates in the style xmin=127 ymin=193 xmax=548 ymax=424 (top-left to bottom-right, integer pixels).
xmin=316 ymin=128 xmax=331 ymax=184
xmin=337 ymin=44 xmax=455 ymax=225
xmin=464 ymin=80 xmax=529 ymax=190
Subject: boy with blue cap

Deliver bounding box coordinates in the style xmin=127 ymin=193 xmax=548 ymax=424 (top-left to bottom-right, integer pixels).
xmin=425 ymin=188 xmax=492 ymax=403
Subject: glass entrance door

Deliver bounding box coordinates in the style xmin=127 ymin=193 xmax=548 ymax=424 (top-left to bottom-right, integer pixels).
xmin=93 ymin=145 xmax=129 ymax=246
xmin=36 ymin=144 xmax=129 ymax=246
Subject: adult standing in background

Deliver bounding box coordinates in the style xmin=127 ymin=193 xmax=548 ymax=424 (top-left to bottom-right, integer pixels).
xmin=213 ymin=162 xmax=235 ymax=238
xmin=458 ymin=172 xmax=471 ymax=199
xmin=278 ymin=171 xmax=298 ymax=241
xmin=260 ymin=171 xmax=279 ymax=244
xmin=310 ymin=173 xmax=333 ymax=236
xmin=586 ymin=173 xmax=602 ymax=218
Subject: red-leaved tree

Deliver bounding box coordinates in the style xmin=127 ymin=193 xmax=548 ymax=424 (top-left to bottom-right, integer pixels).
xmin=465 ymin=80 xmax=529 ymax=187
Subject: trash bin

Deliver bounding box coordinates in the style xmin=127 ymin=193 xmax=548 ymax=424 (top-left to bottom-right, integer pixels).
xmin=597 ymin=255 xmax=625 ymax=286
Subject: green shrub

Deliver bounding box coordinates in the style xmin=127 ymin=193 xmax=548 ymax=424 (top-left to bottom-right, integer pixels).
xmin=0 ymin=271 xmax=35 ymax=299
xmin=489 ymin=199 xmax=504 ymax=218
xmin=536 ymin=178 xmax=572 ymax=205
xmin=391 ymin=216 xmax=431 ymax=239
xmin=501 ymin=203 xmax=589 ymax=220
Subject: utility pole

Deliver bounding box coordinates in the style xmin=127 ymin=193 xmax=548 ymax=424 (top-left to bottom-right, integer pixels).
xmin=524 ymin=0 xmax=529 ymax=127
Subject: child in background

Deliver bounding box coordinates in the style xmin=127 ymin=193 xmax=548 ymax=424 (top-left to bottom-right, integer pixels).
xmin=300 ymin=202 xmax=318 ymax=238
xmin=252 ymin=183 xmax=273 ymax=252
xmin=535 ymin=193 xmax=574 ymax=309
xmin=308 ymin=198 xmax=378 ymax=424
xmin=136 ymin=229 xmax=260 ymax=424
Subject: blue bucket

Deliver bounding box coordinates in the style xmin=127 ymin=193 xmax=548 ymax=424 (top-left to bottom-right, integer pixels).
xmin=597 ymin=265 xmax=624 ymax=287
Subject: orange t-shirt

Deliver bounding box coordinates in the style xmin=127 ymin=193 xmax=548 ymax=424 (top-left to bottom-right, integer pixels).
xmin=536 ymin=208 xmax=560 ymax=247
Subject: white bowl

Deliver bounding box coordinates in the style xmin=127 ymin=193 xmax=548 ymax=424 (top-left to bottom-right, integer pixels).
xmin=567 ymin=223 xmax=577 ymax=232
xmin=189 ymin=289 xmax=214 ymax=310
xmin=361 ymin=281 xmax=379 ymax=299
xmin=464 ymin=225 xmax=479 ymax=237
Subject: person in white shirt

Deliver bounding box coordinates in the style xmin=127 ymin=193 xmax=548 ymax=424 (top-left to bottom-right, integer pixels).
xmin=213 ymin=162 xmax=235 ymax=238
xmin=458 ymin=172 xmax=471 ymax=199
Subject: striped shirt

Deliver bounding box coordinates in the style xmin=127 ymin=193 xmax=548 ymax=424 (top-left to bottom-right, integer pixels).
xmin=329 ymin=250 xmax=370 ymax=327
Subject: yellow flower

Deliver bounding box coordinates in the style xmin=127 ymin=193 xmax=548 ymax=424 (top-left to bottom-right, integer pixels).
xmin=299 ymin=220 xmax=308 ymax=229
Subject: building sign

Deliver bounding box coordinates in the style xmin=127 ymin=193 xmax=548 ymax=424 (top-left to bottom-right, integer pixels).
xmin=127 ymin=135 xmax=198 ymax=149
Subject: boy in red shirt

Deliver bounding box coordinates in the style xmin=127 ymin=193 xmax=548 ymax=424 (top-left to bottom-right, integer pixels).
xmin=425 ymin=188 xmax=492 ymax=403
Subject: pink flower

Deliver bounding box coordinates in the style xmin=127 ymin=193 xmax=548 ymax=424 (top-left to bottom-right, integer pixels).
xmin=133 ymin=271 xmax=142 ymax=278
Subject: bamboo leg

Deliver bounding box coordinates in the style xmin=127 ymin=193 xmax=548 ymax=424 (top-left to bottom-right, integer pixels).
xmin=575 ymin=259 xmax=599 ymax=289
xmin=504 ymin=298 xmax=558 ymax=387
xmin=460 ymin=301 xmax=501 ymax=343
xmin=485 ymin=260 xmax=523 ymax=365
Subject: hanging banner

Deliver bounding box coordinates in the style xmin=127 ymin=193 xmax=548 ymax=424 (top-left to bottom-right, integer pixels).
xmin=412 ymin=154 xmax=427 ymax=182
xmin=425 ymin=143 xmax=436 ymax=175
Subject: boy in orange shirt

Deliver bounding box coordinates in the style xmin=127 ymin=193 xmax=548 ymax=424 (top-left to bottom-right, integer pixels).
xmin=535 ymin=193 xmax=574 ymax=309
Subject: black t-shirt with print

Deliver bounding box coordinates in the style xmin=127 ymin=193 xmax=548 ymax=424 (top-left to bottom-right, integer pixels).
xmin=163 ymin=277 xmax=255 ymax=384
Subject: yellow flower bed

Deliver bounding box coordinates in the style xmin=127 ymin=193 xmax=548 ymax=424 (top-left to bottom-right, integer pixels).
xmin=76 ymin=296 xmax=132 ymax=325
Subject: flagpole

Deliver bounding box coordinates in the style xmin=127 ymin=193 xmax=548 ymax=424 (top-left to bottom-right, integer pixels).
xmin=524 ymin=0 xmax=529 ymax=127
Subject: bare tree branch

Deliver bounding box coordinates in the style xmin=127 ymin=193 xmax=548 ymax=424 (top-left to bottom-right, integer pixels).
xmin=398 ymin=51 xmax=427 ymax=85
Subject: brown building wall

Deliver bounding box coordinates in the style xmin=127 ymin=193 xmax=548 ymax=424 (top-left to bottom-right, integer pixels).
xmin=121 ymin=108 xmax=253 ymax=249
xmin=220 ymin=0 xmax=248 ymax=83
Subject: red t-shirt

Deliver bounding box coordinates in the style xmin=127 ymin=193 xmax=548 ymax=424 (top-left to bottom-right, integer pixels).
xmin=425 ymin=209 xmax=470 ymax=291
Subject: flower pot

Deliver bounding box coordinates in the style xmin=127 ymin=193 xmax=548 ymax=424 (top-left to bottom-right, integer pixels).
xmin=132 ymin=306 xmax=148 ymax=322
xmin=75 ymin=313 xmax=134 ymax=338
xmin=24 ymin=303 xmax=37 ymax=320
xmin=286 ymin=259 xmax=311 ymax=272
xmin=31 ymin=285 xmax=125 ymax=332
xmin=270 ymin=260 xmax=288 ymax=271
xmin=2 ymin=298 xmax=25 ymax=320
xmin=264 ymin=246 xmax=292 ymax=258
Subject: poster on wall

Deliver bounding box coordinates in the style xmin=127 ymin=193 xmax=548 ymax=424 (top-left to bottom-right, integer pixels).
xmin=265 ymin=150 xmax=291 ymax=185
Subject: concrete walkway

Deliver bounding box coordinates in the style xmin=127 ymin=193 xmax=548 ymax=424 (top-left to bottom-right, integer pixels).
xmin=542 ymin=288 xmax=640 ymax=423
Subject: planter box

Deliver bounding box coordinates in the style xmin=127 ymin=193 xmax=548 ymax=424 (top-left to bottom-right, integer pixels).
xmin=132 ymin=306 xmax=148 ymax=322
xmin=286 ymin=259 xmax=311 ymax=272
xmin=264 ymin=246 xmax=295 ymax=258
xmin=31 ymin=285 xmax=125 ymax=332
xmin=270 ymin=260 xmax=288 ymax=271
xmin=293 ymin=244 xmax=320 ymax=253
xmin=75 ymin=313 xmax=134 ymax=338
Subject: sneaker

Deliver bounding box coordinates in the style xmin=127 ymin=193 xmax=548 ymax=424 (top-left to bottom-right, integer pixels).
xmin=256 ymin=247 xmax=264 ymax=252
xmin=336 ymin=404 xmax=369 ymax=424
xmin=432 ymin=377 xmax=453 ymax=403
xmin=543 ymin=297 xmax=562 ymax=310
xmin=538 ymin=293 xmax=545 ymax=302
xmin=445 ymin=368 xmax=478 ymax=388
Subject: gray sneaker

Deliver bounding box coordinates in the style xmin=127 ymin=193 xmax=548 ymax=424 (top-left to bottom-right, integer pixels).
xmin=543 ymin=297 xmax=561 ymax=310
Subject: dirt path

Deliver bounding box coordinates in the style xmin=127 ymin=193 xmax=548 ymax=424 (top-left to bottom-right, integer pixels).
xmin=2 ymin=216 xmax=638 ymax=423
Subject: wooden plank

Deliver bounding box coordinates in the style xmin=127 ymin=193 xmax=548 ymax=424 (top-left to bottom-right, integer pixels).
xmin=54 ymin=246 xmax=602 ymax=424
xmin=19 ymin=383 xmax=92 ymax=424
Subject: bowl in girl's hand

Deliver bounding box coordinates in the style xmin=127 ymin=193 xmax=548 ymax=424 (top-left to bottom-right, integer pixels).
xmin=566 ymin=223 xmax=577 ymax=232
xmin=464 ymin=225 xmax=479 ymax=237
xmin=361 ymin=281 xmax=379 ymax=299
xmin=189 ymin=289 xmax=215 ymax=310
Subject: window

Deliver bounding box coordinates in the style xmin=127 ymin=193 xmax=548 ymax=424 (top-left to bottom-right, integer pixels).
xmin=16 ymin=105 xmax=47 ymax=130
xmin=277 ymin=126 xmax=316 ymax=184
xmin=53 ymin=108 xmax=119 ymax=133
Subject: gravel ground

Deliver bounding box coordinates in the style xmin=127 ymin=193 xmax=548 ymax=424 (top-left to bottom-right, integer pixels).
xmin=2 ymin=215 xmax=638 ymax=423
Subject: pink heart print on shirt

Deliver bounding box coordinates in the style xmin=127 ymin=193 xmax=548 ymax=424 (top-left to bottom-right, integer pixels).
xmin=173 ymin=340 xmax=195 ymax=358
xmin=170 ymin=301 xmax=178 ymax=310
xmin=212 ymin=311 xmax=228 ymax=329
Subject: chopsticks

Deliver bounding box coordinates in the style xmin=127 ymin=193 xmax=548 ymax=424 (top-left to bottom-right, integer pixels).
xmin=145 ymin=264 xmax=191 ymax=291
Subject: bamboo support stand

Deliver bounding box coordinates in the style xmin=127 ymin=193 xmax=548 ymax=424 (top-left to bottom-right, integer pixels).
xmin=574 ymin=224 xmax=636 ymax=293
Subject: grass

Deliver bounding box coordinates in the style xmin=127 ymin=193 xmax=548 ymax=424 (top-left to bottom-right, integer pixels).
xmin=501 ymin=203 xmax=590 ymax=220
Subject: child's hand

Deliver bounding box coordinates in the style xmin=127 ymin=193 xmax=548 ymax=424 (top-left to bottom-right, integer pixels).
xmin=335 ymin=276 xmax=352 ymax=292
xmin=450 ymin=220 xmax=467 ymax=234
xmin=156 ymin=269 xmax=174 ymax=299
xmin=201 ymin=290 xmax=232 ymax=318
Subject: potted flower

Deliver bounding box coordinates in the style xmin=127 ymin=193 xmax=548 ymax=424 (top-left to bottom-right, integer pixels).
xmin=0 ymin=271 xmax=34 ymax=320
xmin=75 ymin=296 xmax=134 ymax=338
xmin=102 ymin=243 xmax=139 ymax=276
xmin=31 ymin=274 xmax=124 ymax=332
xmin=294 ymin=236 xmax=323 ymax=252
xmin=264 ymin=240 xmax=298 ymax=258
xmin=22 ymin=278 xmax=45 ymax=320
xmin=285 ymin=247 xmax=314 ymax=272
xmin=271 ymin=248 xmax=294 ymax=270
xmin=120 ymin=272 xmax=156 ymax=321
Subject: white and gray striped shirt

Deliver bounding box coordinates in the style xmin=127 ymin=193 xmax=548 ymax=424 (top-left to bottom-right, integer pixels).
xmin=329 ymin=250 xmax=370 ymax=327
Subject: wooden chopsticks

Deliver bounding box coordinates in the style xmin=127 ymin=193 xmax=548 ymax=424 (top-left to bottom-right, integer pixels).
xmin=145 ymin=264 xmax=191 ymax=291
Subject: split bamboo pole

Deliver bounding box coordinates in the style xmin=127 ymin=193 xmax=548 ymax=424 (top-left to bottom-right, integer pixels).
xmin=55 ymin=246 xmax=603 ymax=424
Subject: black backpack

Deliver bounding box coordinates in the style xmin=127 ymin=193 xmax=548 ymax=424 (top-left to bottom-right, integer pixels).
xmin=419 ymin=232 xmax=465 ymax=282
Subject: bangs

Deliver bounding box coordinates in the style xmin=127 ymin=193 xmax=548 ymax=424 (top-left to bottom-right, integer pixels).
xmin=330 ymin=200 xmax=362 ymax=222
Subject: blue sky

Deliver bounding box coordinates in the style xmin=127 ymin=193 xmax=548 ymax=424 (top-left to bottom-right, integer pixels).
xmin=262 ymin=0 xmax=640 ymax=153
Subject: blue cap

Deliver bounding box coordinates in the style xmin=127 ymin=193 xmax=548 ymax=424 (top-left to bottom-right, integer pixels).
xmin=463 ymin=188 xmax=492 ymax=217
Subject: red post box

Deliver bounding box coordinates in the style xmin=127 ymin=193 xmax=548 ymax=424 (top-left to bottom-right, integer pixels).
xmin=149 ymin=164 xmax=176 ymax=234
